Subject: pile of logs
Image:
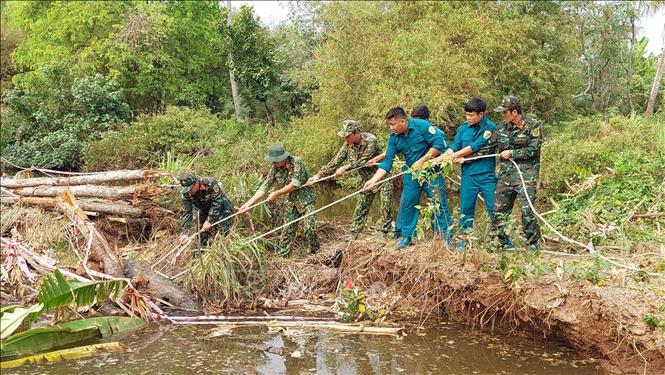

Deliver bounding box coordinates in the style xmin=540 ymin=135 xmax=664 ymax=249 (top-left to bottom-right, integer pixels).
xmin=0 ymin=170 xmax=172 ymax=218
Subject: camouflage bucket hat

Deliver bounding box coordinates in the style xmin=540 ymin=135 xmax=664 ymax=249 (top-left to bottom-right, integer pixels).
xmin=177 ymin=172 xmax=199 ymax=194
xmin=494 ymin=96 xmax=521 ymax=112
xmin=265 ymin=144 xmax=291 ymax=162
xmin=337 ymin=120 xmax=360 ymax=137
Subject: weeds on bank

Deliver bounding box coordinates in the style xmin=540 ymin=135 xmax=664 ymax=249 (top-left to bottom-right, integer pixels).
xmin=185 ymin=232 xmax=266 ymax=306
xmin=497 ymin=251 xmax=552 ymax=293
xmin=334 ymin=279 xmax=387 ymax=323
xmin=643 ymin=304 xmax=665 ymax=332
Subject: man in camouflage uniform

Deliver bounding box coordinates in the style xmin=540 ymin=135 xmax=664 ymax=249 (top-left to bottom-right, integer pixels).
xmin=178 ymin=173 xmax=235 ymax=248
xmin=490 ymin=96 xmax=542 ymax=251
xmin=306 ymin=120 xmax=394 ymax=240
xmin=238 ymin=144 xmax=319 ymax=257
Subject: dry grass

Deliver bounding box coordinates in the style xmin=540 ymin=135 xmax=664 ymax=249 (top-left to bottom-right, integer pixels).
xmin=1 ymin=205 xmax=68 ymax=249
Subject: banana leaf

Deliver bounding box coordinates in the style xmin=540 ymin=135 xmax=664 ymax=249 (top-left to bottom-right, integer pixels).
xmin=0 ymin=304 xmax=44 ymax=340
xmin=1 ymin=342 xmax=125 ymax=369
xmin=1 ymin=316 xmax=144 ymax=359
xmin=37 ymin=269 xmax=126 ymax=313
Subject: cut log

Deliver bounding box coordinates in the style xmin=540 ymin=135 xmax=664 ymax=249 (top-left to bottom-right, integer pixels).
xmin=8 ymin=184 xmax=162 ymax=200
xmin=0 ymin=170 xmax=170 ymax=188
xmin=123 ymin=261 xmax=199 ymax=311
xmin=1 ymin=196 xmax=145 ymax=217
xmin=56 ymin=189 xmax=124 ymax=277
xmin=55 ymin=189 xmax=199 ymax=311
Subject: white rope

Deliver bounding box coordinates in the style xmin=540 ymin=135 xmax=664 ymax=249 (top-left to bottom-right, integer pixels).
xmin=457 ymin=154 xmax=659 ymax=276
xmin=1 ymin=156 xmax=106 ymax=176
xmin=242 ymin=171 xmax=406 ymax=245
xmin=152 ymin=165 xmax=367 ymax=269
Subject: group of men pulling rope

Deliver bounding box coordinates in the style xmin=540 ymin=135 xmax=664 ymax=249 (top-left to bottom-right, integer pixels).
xmin=177 ymin=96 xmax=543 ymax=256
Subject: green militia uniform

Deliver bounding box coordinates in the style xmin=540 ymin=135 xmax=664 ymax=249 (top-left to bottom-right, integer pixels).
xmin=259 ymin=156 xmax=320 ymax=256
xmin=316 ymin=132 xmax=394 ymax=235
xmin=180 ymin=177 xmax=234 ymax=247
xmin=491 ymin=116 xmax=543 ymax=249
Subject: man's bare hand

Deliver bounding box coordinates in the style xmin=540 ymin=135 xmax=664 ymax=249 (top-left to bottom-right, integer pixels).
xmin=305 ymin=176 xmax=318 ymax=186
xmin=363 ymin=179 xmax=376 ymax=191
xmin=267 ymin=191 xmax=280 ymax=202
xmin=201 ymin=221 xmax=212 ymax=232
xmin=412 ymin=159 xmax=425 ymax=170
xmin=334 ymin=166 xmax=346 ymax=177
xmin=179 ymin=234 xmax=190 ymax=245
xmin=500 ymin=150 xmax=512 ymax=159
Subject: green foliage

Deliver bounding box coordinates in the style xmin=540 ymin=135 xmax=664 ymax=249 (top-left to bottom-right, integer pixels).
xmin=185 ymin=233 xmax=265 ymax=306
xmin=37 ymin=269 xmax=125 ymax=313
xmin=643 ymin=304 xmax=665 ymax=332
xmin=2 ymin=72 xmax=130 ymax=169
xmin=334 ymin=279 xmax=386 ymax=323
xmin=7 ymin=0 xmax=230 ymax=114
xmin=497 ymin=252 xmax=552 ymax=293
xmin=565 ymin=256 xmax=611 ymax=285
xmin=0 ymin=304 xmax=44 ymax=341
xmin=84 ymin=106 xmax=223 ymax=170
xmin=543 ymin=115 xmax=665 ymax=248
xmin=1 ymin=316 xmax=144 ymax=359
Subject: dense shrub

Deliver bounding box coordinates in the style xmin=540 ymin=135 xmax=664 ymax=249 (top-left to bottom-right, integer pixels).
xmin=1 ymin=72 xmax=130 ymax=169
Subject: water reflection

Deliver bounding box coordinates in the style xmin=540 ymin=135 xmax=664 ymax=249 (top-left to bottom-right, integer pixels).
xmin=4 ymin=324 xmax=603 ymax=375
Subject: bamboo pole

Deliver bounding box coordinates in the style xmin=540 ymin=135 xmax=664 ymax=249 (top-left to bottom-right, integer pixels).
xmin=172 ymin=320 xmax=405 ymax=335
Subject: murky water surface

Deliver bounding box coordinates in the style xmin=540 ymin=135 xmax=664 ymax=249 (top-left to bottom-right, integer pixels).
xmin=5 ymin=323 xmax=602 ymax=375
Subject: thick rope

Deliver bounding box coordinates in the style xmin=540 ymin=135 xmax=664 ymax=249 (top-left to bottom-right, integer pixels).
xmin=152 ymin=165 xmax=366 ymax=269
xmin=462 ymin=154 xmax=659 ymax=276
xmin=242 ymin=171 xmax=406 ymax=245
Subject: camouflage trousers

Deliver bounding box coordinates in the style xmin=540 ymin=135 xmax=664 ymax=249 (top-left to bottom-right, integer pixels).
xmin=352 ymin=180 xmax=394 ymax=235
xmin=279 ymin=202 xmax=320 ymax=257
xmin=490 ymin=180 xmax=541 ymax=248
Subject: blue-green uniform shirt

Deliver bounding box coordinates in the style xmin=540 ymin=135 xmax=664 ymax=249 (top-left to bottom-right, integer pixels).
xmin=379 ymin=118 xmax=448 ymax=172
xmin=449 ymin=116 xmax=497 ymax=176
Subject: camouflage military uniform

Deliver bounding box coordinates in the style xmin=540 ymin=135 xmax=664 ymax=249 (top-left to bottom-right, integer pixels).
xmin=491 ymin=116 xmax=543 ymax=248
xmin=180 ymin=176 xmax=234 ymax=247
xmin=317 ymin=132 xmax=394 ymax=235
xmin=259 ymin=156 xmax=319 ymax=256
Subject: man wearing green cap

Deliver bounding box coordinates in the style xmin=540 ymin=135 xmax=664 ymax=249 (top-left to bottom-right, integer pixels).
xmin=178 ymin=173 xmax=235 ymax=248
xmin=237 ymin=144 xmax=319 ymax=256
xmin=490 ymin=96 xmax=542 ymax=251
xmin=305 ymin=120 xmax=394 ymax=240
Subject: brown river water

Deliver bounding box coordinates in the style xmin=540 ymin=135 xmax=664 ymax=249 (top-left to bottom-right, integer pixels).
xmin=4 ymin=323 xmax=603 ymax=375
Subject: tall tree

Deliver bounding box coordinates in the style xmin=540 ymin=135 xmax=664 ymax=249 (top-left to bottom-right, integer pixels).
xmin=645 ymin=1 xmax=665 ymax=117
xmin=225 ymin=1 xmax=243 ymax=121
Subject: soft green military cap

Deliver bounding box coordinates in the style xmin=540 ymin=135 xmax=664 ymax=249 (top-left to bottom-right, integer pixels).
xmin=178 ymin=172 xmax=199 ymax=194
xmin=494 ymin=96 xmax=521 ymax=112
xmin=265 ymin=144 xmax=291 ymax=162
xmin=337 ymin=120 xmax=360 ymax=137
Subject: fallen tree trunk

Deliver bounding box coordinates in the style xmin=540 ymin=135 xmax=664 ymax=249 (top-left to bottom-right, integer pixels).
xmin=0 ymin=170 xmax=170 ymax=189
xmin=55 ymin=188 xmax=199 ymax=311
xmin=8 ymin=184 xmax=162 ymax=200
xmin=1 ymin=196 xmax=146 ymax=217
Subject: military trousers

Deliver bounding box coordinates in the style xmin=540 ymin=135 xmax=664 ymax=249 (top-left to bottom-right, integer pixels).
xmin=491 ymin=179 xmax=541 ymax=247
xmin=279 ymin=201 xmax=320 ymax=257
xmin=352 ymin=179 xmax=394 ymax=235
